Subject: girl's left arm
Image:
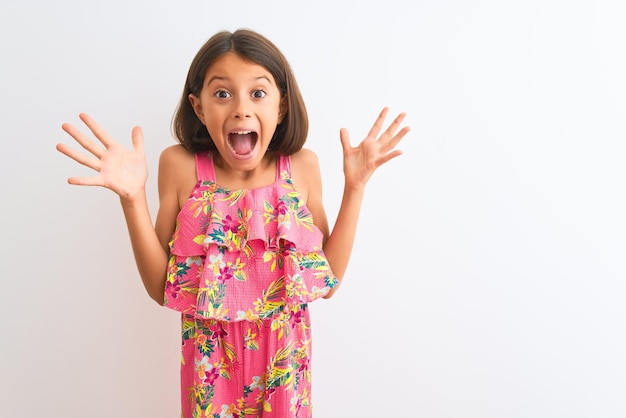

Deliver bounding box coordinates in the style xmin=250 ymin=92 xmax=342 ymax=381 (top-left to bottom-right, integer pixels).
xmin=319 ymin=107 xmax=410 ymax=298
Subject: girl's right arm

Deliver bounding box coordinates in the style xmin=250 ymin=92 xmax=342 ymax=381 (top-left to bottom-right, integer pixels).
xmin=56 ymin=113 xmax=178 ymax=304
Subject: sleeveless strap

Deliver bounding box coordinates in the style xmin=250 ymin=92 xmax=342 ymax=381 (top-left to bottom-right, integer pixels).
xmin=195 ymin=152 xmax=216 ymax=182
xmin=277 ymin=155 xmax=291 ymax=180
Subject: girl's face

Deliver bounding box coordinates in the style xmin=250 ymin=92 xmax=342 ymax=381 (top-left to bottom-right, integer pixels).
xmin=189 ymin=52 xmax=286 ymax=172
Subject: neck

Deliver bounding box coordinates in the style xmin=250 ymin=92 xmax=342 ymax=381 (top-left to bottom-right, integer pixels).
xmin=213 ymin=152 xmax=277 ymax=189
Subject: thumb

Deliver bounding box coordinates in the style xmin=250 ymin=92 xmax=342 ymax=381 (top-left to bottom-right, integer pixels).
xmin=131 ymin=126 xmax=144 ymax=153
xmin=339 ymin=127 xmax=351 ymax=153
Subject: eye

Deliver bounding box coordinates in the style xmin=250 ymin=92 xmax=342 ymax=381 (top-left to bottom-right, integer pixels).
xmin=252 ymin=89 xmax=267 ymax=99
xmin=215 ymin=90 xmax=231 ymax=99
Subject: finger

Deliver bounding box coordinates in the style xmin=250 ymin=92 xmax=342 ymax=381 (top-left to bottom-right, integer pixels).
xmin=380 ymin=112 xmax=407 ymax=141
xmin=56 ymin=142 xmax=102 ymax=171
xmin=339 ymin=127 xmax=352 ymax=153
xmin=79 ymin=113 xmax=114 ymax=149
xmin=131 ymin=126 xmax=144 ymax=154
xmin=67 ymin=175 xmax=105 ymax=187
xmin=365 ymin=107 xmax=390 ymax=140
xmin=61 ymin=122 xmax=105 ymax=159
xmin=382 ymin=125 xmax=411 ymax=153
xmin=377 ymin=149 xmax=404 ymax=166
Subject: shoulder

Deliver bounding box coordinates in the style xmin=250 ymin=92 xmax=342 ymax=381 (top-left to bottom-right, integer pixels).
xmin=290 ymin=148 xmax=322 ymax=205
xmin=154 ymin=146 xmax=196 ymax=244
xmin=159 ymin=144 xmax=194 ymax=165
xmin=290 ymin=148 xmax=320 ymax=173
xmin=159 ymin=144 xmax=195 ymax=174
xmin=158 ymin=144 xmax=196 ymax=191
xmin=290 ymin=149 xmax=329 ymax=236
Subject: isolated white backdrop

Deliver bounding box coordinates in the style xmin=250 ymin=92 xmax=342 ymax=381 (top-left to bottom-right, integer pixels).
xmin=1 ymin=1 xmax=625 ymax=417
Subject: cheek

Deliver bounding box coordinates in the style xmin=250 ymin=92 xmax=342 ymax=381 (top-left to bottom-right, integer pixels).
xmin=268 ymin=102 xmax=283 ymax=122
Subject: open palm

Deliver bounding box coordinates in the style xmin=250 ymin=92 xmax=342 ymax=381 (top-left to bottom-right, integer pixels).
xmin=56 ymin=113 xmax=148 ymax=202
xmin=340 ymin=107 xmax=410 ymax=191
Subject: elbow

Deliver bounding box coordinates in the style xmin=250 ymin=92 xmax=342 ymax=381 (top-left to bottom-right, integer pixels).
xmin=324 ymin=282 xmax=341 ymax=299
xmin=143 ymin=276 xmax=167 ymax=306
xmin=147 ymin=287 xmax=166 ymax=306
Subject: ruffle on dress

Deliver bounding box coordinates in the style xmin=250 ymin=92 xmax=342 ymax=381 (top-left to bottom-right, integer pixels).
xmin=164 ymin=179 xmax=337 ymax=322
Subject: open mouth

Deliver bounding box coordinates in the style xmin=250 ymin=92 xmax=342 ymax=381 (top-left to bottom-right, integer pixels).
xmin=228 ymin=131 xmax=258 ymax=157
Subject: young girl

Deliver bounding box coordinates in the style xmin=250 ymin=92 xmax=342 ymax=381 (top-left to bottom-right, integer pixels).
xmin=57 ymin=29 xmax=409 ymax=417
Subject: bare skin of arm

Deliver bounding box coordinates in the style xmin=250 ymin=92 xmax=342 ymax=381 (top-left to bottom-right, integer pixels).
xmin=294 ymin=107 xmax=410 ymax=298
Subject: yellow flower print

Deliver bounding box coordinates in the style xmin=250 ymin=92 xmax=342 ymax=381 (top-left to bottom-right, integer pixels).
xmin=244 ymin=328 xmax=259 ymax=350
xmin=208 ymin=253 xmax=225 ymax=276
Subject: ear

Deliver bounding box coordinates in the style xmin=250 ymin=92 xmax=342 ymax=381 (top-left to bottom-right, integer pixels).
xmin=188 ymin=94 xmax=205 ymax=125
xmin=277 ymin=96 xmax=288 ymax=124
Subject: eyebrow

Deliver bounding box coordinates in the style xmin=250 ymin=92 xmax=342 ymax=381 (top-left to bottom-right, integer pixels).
xmin=207 ymin=75 xmax=272 ymax=85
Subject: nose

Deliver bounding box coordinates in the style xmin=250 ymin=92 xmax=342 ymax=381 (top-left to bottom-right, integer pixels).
xmin=233 ymin=96 xmax=251 ymax=119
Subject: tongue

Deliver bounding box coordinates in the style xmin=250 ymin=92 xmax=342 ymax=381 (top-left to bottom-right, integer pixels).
xmin=230 ymin=133 xmax=254 ymax=155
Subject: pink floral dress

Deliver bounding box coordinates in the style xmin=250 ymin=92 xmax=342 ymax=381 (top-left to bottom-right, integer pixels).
xmin=164 ymin=152 xmax=337 ymax=418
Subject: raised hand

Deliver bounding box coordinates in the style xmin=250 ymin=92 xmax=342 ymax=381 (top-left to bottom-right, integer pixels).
xmin=56 ymin=113 xmax=148 ymax=202
xmin=339 ymin=107 xmax=410 ymax=191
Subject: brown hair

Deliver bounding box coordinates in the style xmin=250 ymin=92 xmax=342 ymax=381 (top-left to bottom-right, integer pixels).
xmin=172 ymin=29 xmax=308 ymax=154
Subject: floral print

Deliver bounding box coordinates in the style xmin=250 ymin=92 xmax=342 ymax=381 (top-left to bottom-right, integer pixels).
xmin=164 ymin=153 xmax=336 ymax=417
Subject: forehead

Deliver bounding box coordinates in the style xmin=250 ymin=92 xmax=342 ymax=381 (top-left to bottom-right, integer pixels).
xmin=205 ymin=52 xmax=275 ymax=84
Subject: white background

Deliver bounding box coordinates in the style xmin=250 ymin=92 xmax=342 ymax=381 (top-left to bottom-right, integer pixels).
xmin=1 ymin=1 xmax=625 ymax=417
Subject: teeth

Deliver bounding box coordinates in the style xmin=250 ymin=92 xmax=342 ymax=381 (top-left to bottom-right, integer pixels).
xmin=231 ymin=130 xmax=253 ymax=135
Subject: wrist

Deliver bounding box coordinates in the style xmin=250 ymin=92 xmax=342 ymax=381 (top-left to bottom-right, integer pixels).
xmin=344 ymin=182 xmax=366 ymax=196
xmin=119 ymin=189 xmax=147 ymax=209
